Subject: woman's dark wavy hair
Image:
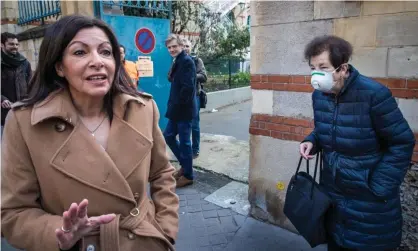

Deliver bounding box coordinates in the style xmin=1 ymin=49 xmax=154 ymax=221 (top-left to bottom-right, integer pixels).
xmin=24 ymin=15 xmax=137 ymax=117
xmin=304 ymin=35 xmax=353 ymax=72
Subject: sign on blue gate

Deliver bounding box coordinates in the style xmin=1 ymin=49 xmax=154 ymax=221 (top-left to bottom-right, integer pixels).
xmin=135 ymin=28 xmax=156 ymax=54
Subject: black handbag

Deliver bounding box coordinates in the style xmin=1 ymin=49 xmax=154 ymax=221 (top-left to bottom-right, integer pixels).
xmin=283 ymin=152 xmax=332 ymax=248
xmin=199 ymin=87 xmax=207 ymax=109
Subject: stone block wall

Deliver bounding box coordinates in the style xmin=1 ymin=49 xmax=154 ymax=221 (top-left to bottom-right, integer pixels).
xmin=249 ymin=0 xmax=418 ymax=248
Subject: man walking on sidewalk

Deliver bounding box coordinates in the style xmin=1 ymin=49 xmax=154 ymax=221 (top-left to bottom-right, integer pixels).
xmin=164 ymin=34 xmax=197 ymax=188
xmin=183 ymin=38 xmax=207 ymax=159
xmin=1 ymin=32 xmax=32 ymax=137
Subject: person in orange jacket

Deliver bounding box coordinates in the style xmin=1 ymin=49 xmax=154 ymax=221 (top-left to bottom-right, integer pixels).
xmin=120 ymin=45 xmax=139 ymax=89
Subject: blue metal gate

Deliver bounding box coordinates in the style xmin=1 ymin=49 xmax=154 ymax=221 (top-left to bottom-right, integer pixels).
xmin=96 ymin=1 xmax=172 ymax=130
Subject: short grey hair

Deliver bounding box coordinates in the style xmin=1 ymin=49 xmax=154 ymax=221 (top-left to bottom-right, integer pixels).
xmin=182 ymin=38 xmax=191 ymax=46
xmin=165 ymin=34 xmax=183 ymax=47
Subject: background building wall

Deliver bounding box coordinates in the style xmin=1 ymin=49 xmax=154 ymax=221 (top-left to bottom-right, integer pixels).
xmin=249 ymin=0 xmax=418 ymax=247
xmin=1 ymin=0 xmax=94 ymax=69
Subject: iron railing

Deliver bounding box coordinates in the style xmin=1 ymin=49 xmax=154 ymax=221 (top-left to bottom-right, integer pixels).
xmin=18 ymin=0 xmax=61 ymax=25
xmin=102 ymin=0 xmax=171 ymax=19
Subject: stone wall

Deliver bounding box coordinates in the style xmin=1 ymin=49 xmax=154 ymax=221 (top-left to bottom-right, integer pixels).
xmin=249 ymin=0 xmax=418 ymax=249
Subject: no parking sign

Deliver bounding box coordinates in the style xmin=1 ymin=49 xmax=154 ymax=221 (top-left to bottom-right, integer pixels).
xmin=135 ymin=28 xmax=156 ymax=54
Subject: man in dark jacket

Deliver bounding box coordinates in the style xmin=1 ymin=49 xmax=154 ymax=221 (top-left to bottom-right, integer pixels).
xmin=183 ymin=38 xmax=207 ymax=158
xmin=1 ymin=32 xmax=32 ymax=136
xmin=164 ymin=34 xmax=197 ymax=188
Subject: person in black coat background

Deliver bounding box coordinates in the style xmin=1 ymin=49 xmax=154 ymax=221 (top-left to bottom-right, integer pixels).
xmin=1 ymin=32 xmax=32 ymax=136
xmin=164 ymin=34 xmax=197 ymax=188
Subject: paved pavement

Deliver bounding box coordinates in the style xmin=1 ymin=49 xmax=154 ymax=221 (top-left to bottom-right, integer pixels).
xmin=200 ymin=100 xmax=252 ymax=141
xmin=175 ymin=170 xmax=327 ymax=251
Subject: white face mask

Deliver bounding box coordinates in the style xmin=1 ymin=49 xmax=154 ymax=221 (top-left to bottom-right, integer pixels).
xmin=310 ymin=70 xmax=335 ymax=93
xmin=310 ymin=65 xmax=346 ymax=93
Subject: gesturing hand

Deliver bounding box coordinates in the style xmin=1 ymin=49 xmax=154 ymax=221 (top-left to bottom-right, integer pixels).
xmin=55 ymin=199 xmax=115 ymax=250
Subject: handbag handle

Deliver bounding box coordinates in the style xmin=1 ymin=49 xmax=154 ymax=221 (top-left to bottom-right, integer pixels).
xmin=311 ymin=151 xmax=322 ymax=199
xmin=294 ymin=152 xmax=322 ymax=199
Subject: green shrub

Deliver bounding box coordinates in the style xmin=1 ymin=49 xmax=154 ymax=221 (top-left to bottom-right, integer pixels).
xmin=231 ymin=72 xmax=250 ymax=85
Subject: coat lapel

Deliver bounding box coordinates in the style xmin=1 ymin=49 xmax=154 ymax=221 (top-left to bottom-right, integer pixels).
xmin=50 ymin=121 xmax=135 ymax=203
xmin=105 ymin=115 xmax=153 ymax=179
xmin=105 ymin=92 xmax=153 ymax=179
xmin=32 ymin=89 xmax=152 ymax=204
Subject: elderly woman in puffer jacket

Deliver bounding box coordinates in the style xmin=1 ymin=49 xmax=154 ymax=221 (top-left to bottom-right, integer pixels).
xmin=299 ymin=35 xmax=415 ymax=251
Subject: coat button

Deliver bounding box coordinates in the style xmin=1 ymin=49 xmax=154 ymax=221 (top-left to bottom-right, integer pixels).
xmin=127 ymin=232 xmax=135 ymax=240
xmin=54 ymin=122 xmax=66 ymax=132
xmin=86 ymin=244 xmax=95 ymax=251
xmin=134 ymin=192 xmax=139 ymax=200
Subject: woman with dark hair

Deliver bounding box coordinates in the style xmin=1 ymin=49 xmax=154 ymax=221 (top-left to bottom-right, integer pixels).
xmin=299 ymin=35 xmax=415 ymax=251
xmin=1 ymin=15 xmax=179 ymax=251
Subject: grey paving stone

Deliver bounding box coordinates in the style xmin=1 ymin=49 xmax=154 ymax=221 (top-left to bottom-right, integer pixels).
xmin=203 ymin=210 xmax=218 ymax=219
xmin=174 ymin=243 xmax=192 ymax=251
xmin=190 ymin=220 xmax=205 ymax=228
xmin=204 ymin=218 xmax=220 ymax=226
xmin=187 ymin=204 xmax=202 ymax=213
xmin=195 ymin=246 xmax=212 ymax=251
xmin=217 ymin=208 xmax=232 ymax=217
xmin=200 ymin=199 xmax=210 ymax=205
xmin=200 ymin=193 xmax=209 ymax=199
xmin=180 ymin=200 xmax=187 ymax=207
xmin=188 ymin=212 xmax=205 ymax=227
xmin=191 ymin=226 xmax=207 ymax=237
xmin=224 ymin=237 xmax=273 ymax=251
xmin=219 ymin=216 xmax=235 ymax=225
xmin=188 ymin=212 xmax=204 ymax=221
xmin=178 ymin=218 xmax=190 ymax=229
xmin=212 ymin=244 xmax=228 ymax=251
xmin=220 ymin=216 xmax=240 ymax=233
xmin=196 ymin=236 xmax=211 ymax=247
xmin=179 ymin=206 xmax=187 ymax=212
xmin=209 ymin=234 xmax=228 ymax=245
xmin=206 ymin=225 xmax=222 ymax=235
xmin=176 ymin=187 xmax=199 ymax=195
xmin=187 ymin=199 xmax=202 ymax=206
xmin=202 ymin=203 xmax=222 ymax=211
xmin=186 ymin=194 xmax=201 ymax=200
xmin=225 ymin=232 xmax=236 ymax=242
xmin=233 ymin=214 xmax=247 ymax=226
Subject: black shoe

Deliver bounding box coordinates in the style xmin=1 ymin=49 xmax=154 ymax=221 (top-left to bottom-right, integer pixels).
xmin=193 ymin=152 xmax=200 ymax=159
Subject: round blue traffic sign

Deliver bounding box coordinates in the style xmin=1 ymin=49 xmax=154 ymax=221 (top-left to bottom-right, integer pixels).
xmin=135 ymin=28 xmax=156 ymax=54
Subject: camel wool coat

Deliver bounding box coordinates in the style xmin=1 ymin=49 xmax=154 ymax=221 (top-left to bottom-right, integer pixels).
xmin=1 ymin=88 xmax=179 ymax=251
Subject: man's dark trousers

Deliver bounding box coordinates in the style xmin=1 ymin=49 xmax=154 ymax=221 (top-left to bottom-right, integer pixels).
xmin=164 ymin=120 xmax=193 ymax=180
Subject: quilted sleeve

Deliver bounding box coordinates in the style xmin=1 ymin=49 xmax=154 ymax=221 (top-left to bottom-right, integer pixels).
xmin=303 ymin=92 xmax=320 ymax=154
xmin=369 ymin=86 xmax=415 ymax=199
